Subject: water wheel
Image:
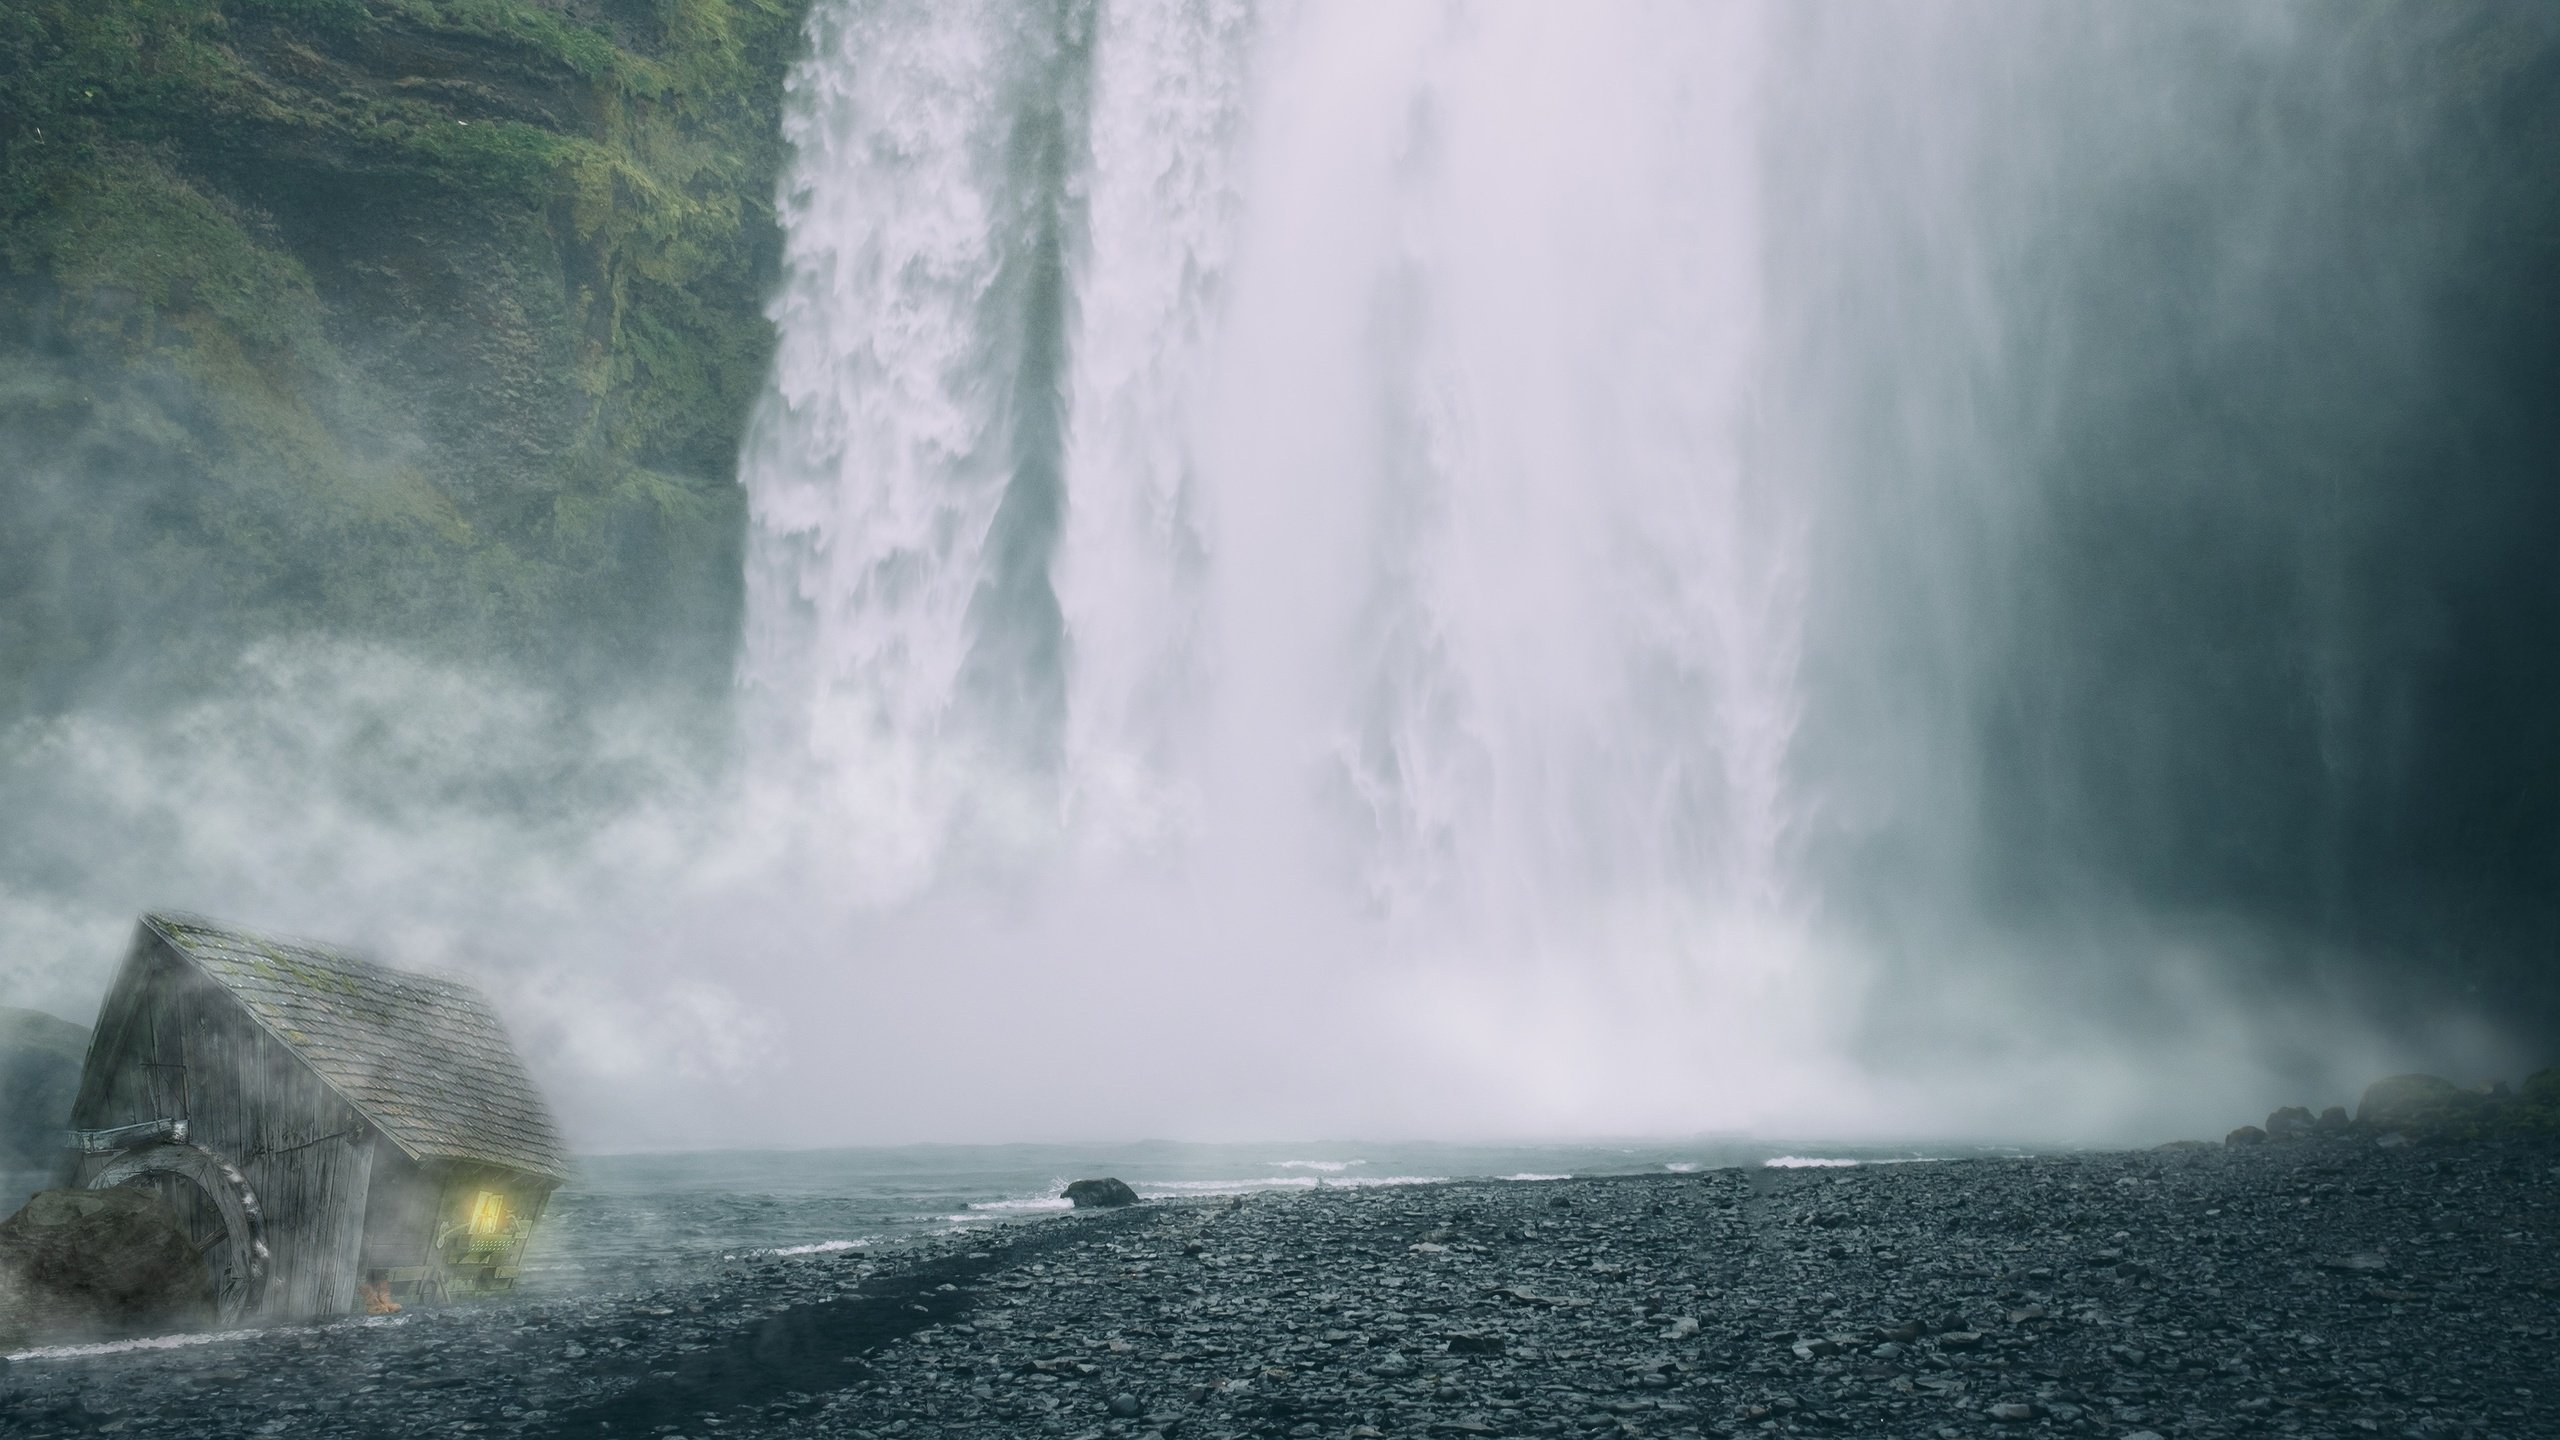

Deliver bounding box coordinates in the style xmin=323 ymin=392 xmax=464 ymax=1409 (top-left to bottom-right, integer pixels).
xmin=86 ymin=1142 xmax=270 ymax=1325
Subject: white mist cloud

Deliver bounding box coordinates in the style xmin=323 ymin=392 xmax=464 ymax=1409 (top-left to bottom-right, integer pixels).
xmin=5 ymin=3 xmax=2533 ymax=1158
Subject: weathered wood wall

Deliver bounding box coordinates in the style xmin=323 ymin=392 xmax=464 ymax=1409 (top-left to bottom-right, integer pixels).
xmin=71 ymin=933 xmax=377 ymax=1319
xmin=357 ymin=1146 xmax=437 ymax=1275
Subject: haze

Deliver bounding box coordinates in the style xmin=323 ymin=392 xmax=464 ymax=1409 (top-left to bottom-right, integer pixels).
xmin=4 ymin=1 xmax=2554 ymax=1155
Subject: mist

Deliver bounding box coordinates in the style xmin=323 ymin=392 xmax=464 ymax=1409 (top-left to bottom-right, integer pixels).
xmin=4 ymin=0 xmax=2555 ymax=1155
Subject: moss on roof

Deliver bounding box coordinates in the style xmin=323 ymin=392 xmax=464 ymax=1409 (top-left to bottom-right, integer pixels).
xmin=145 ymin=912 xmax=569 ymax=1181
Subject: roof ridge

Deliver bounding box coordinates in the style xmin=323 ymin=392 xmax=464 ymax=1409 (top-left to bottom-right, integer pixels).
xmin=140 ymin=913 xmax=569 ymax=1182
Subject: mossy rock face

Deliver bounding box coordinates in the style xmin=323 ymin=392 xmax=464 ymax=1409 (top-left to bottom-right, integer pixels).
xmin=2354 ymin=1070 xmax=2560 ymax=1141
xmin=0 ymin=0 xmax=810 ymax=710
xmin=2355 ymin=1073 xmax=2479 ymax=1131
xmin=2512 ymin=1068 xmax=2560 ymax=1133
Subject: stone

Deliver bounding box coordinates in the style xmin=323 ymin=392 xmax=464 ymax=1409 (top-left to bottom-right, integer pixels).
xmin=2225 ymin=1125 xmax=2267 ymax=1146
xmin=0 ymin=1187 xmax=212 ymax=1348
xmin=2315 ymin=1105 xmax=2351 ymax=1133
xmin=1987 ymin=1401 xmax=2037 ymax=1421
xmin=1445 ymin=1332 xmax=1505 ymax=1355
xmin=2265 ymin=1106 xmax=2315 ymax=1139
xmin=0 ymin=1008 xmax=87 ymax=1174
xmin=1107 ymin=1394 xmax=1140 ymax=1417
xmin=2354 ymin=1074 xmax=2489 ymax=1135
xmin=1061 ymin=1178 xmax=1140 ymax=1209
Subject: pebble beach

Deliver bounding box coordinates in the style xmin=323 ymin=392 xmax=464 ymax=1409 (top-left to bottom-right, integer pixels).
xmin=4 ymin=1135 xmax=2554 ymax=1440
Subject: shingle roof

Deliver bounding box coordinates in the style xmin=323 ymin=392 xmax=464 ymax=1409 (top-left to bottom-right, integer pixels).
xmin=143 ymin=913 xmax=569 ymax=1182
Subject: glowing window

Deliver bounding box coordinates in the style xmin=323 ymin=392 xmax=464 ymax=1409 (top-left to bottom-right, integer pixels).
xmin=468 ymin=1191 xmax=508 ymax=1237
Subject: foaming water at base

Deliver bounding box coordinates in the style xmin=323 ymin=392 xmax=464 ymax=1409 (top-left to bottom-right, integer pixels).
xmin=511 ymin=1136 xmax=2009 ymax=1292
xmin=4 ymin=1315 xmax=409 ymax=1365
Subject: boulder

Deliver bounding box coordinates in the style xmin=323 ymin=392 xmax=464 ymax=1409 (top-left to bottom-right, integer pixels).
xmin=2501 ymin=1068 xmax=2560 ymax=1136
xmin=0 ymin=1008 xmax=88 ymax=1174
xmin=2264 ymin=1106 xmax=2315 ymax=1140
xmin=2224 ymin=1125 xmax=2266 ymax=1147
xmin=2313 ymin=1105 xmax=2350 ymax=1134
xmin=2354 ymin=1074 xmax=2495 ymax=1136
xmin=1063 ymin=1177 xmax=1141 ymax=1209
xmin=0 ymin=1187 xmax=212 ymax=1349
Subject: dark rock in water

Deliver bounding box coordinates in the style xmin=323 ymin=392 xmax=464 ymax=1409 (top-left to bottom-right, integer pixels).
xmin=0 ymin=1188 xmax=212 ymax=1348
xmin=0 ymin=1008 xmax=88 ymax=1174
xmin=1063 ymin=1178 xmax=1140 ymax=1208
xmin=2315 ymin=1104 xmax=2351 ymax=1133
xmin=2224 ymin=1125 xmax=2266 ymax=1146
xmin=2264 ymin=1106 xmax=2315 ymax=1139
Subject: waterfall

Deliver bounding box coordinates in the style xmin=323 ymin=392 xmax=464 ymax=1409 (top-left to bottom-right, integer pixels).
xmin=726 ymin=0 xmax=2504 ymax=1137
xmin=743 ymin=0 xmax=1803 ymax=948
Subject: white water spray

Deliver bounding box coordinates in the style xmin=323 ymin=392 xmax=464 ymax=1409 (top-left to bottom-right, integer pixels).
xmin=737 ymin=0 xmax=1830 ymax=1132
xmin=0 ymin=3 xmax=2484 ymax=1150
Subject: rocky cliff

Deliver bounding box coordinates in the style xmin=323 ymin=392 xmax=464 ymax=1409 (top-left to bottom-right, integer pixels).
xmin=0 ymin=0 xmax=812 ymax=711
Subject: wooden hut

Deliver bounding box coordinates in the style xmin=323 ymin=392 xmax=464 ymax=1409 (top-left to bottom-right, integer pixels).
xmin=65 ymin=912 xmax=568 ymax=1323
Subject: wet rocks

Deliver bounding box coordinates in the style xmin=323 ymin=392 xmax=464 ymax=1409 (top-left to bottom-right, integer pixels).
xmin=4 ymin=1133 xmax=2557 ymax=1439
xmin=0 ymin=1188 xmax=210 ymax=1349
xmin=2263 ymin=1105 xmax=2315 ymax=1139
xmin=2224 ymin=1123 xmax=2266 ymax=1146
xmin=1061 ymin=1177 xmax=1140 ymax=1209
xmin=2357 ymin=1073 xmax=2483 ymax=1131
xmin=2338 ymin=1069 xmax=2560 ymax=1140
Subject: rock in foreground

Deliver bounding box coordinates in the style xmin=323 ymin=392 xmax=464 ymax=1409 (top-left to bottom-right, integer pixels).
xmin=0 ymin=1188 xmax=211 ymax=1350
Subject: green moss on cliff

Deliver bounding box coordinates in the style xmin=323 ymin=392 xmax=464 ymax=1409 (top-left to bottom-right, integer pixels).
xmin=0 ymin=0 xmax=807 ymax=705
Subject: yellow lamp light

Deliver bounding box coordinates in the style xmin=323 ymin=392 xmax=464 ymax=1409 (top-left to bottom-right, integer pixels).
xmin=468 ymin=1190 xmax=508 ymax=1237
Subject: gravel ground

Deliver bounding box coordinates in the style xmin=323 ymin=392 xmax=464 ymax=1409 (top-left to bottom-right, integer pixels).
xmin=1 ymin=1136 xmax=2554 ymax=1439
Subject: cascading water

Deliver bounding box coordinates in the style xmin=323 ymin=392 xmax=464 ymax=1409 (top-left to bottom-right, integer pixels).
xmin=737 ymin=0 xmax=1825 ymax=1128
xmin=706 ymin=0 xmax=2540 ymax=1141
xmin=0 ymin=2 xmax=2531 ymax=1150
